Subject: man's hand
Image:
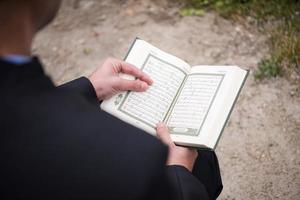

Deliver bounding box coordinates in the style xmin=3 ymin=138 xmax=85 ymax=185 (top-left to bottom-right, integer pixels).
xmin=89 ymin=57 xmax=153 ymax=100
xmin=156 ymin=123 xmax=198 ymax=172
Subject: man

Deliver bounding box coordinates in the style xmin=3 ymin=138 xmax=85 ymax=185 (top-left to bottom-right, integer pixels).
xmin=0 ymin=0 xmax=222 ymax=199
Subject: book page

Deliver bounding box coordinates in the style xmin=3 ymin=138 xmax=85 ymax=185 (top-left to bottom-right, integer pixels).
xmin=166 ymin=73 xmax=224 ymax=136
xmin=118 ymin=54 xmax=187 ymax=128
xmin=100 ymin=39 xmax=191 ymax=135
xmin=168 ymin=65 xmax=248 ymax=149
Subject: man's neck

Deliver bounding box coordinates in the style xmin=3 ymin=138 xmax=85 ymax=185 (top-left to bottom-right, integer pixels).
xmin=0 ymin=5 xmax=34 ymax=56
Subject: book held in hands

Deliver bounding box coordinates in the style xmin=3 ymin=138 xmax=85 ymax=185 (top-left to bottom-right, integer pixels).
xmin=101 ymin=38 xmax=248 ymax=149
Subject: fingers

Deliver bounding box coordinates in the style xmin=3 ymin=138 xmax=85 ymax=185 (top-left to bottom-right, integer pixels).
xmin=114 ymin=78 xmax=149 ymax=92
xmin=156 ymin=123 xmax=175 ymax=147
xmin=117 ymin=60 xmax=153 ymax=85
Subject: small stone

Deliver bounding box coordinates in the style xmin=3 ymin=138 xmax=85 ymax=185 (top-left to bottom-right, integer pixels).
xmin=283 ymin=127 xmax=286 ymax=132
xmin=124 ymin=8 xmax=134 ymax=16
xmin=98 ymin=14 xmax=107 ymax=21
xmin=52 ymin=46 xmax=58 ymax=52
xmin=289 ymin=90 xmax=295 ymax=97
xmin=235 ymin=26 xmax=241 ymax=33
xmin=268 ymin=143 xmax=274 ymax=147
xmin=78 ymin=39 xmax=85 ymax=45
xmin=80 ymin=1 xmax=94 ymax=10
xmin=52 ymin=21 xmax=59 ymax=27
xmin=92 ymin=31 xmax=100 ymax=37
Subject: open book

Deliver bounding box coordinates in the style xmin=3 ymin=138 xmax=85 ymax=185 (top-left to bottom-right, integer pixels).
xmin=101 ymin=38 xmax=248 ymax=149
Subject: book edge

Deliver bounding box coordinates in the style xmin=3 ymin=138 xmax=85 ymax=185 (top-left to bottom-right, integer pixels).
xmin=212 ymin=69 xmax=250 ymax=150
xmin=176 ymin=143 xmax=214 ymax=151
xmin=123 ymin=37 xmax=140 ymax=60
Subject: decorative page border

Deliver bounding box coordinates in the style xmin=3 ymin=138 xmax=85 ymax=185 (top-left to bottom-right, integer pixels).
xmin=167 ymin=73 xmax=225 ymax=136
xmin=118 ymin=53 xmax=187 ymax=128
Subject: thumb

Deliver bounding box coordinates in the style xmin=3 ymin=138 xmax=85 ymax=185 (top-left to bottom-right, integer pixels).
xmin=156 ymin=123 xmax=174 ymax=147
xmin=114 ymin=78 xmax=149 ymax=92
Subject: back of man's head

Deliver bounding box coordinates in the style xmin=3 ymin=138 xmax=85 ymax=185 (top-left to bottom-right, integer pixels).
xmin=0 ymin=0 xmax=62 ymax=32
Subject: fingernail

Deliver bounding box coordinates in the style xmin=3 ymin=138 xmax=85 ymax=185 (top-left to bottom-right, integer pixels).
xmin=149 ymin=78 xmax=154 ymax=85
xmin=141 ymin=82 xmax=148 ymax=90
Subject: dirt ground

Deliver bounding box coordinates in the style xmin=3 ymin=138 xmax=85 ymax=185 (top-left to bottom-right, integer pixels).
xmin=33 ymin=0 xmax=300 ymax=199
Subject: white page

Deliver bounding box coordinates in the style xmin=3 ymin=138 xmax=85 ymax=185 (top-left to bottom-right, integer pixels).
xmin=169 ymin=65 xmax=248 ymax=148
xmin=101 ymin=39 xmax=190 ymax=135
xmin=118 ymin=54 xmax=187 ymax=128
xmin=166 ymin=73 xmax=224 ymax=136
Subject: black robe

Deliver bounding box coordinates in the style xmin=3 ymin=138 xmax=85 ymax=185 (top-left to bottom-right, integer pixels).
xmin=0 ymin=57 xmax=222 ymax=200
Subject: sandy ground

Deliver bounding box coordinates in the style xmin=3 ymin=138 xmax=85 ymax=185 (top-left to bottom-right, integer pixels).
xmin=33 ymin=0 xmax=300 ymax=199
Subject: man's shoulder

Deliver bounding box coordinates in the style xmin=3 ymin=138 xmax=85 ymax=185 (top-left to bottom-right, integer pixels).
xmin=0 ymin=59 xmax=169 ymax=199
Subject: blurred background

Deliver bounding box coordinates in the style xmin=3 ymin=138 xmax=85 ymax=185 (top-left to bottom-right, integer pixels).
xmin=33 ymin=0 xmax=300 ymax=199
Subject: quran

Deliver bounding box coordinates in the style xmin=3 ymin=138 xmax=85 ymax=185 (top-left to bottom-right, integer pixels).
xmin=101 ymin=38 xmax=248 ymax=149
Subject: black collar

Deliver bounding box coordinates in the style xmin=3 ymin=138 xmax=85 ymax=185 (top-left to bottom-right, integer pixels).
xmin=0 ymin=56 xmax=45 ymax=79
